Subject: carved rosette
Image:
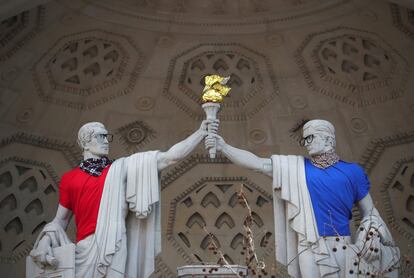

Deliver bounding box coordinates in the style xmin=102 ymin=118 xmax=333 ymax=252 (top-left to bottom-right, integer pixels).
xmin=162 ymin=43 xmax=279 ymax=121
xmin=295 ymin=27 xmax=409 ymax=107
xmin=116 ymin=120 xmax=156 ymax=154
xmin=0 ymin=157 xmax=58 ymax=263
xmin=32 ymin=30 xmax=143 ymax=110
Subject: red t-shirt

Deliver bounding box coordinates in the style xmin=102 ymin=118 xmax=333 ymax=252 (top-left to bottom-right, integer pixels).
xmin=59 ymin=166 xmax=110 ymax=242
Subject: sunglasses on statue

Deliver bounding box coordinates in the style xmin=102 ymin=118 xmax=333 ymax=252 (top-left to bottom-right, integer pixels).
xmin=299 ymin=134 xmax=314 ymax=147
xmin=93 ymin=133 xmax=114 ymax=143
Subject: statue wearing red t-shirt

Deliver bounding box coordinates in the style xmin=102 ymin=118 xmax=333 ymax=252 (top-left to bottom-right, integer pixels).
xmin=28 ymin=120 xmax=218 ymax=278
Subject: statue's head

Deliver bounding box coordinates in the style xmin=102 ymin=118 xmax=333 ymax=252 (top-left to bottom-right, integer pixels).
xmin=77 ymin=122 xmax=113 ymax=159
xmin=301 ymin=119 xmax=336 ymax=156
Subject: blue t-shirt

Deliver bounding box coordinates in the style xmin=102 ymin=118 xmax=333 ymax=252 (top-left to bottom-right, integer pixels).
xmin=304 ymin=159 xmax=370 ymax=236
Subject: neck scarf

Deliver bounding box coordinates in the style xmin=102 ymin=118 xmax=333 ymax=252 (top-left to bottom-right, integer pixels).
xmin=79 ymin=157 xmax=113 ymax=177
xmin=310 ymin=150 xmax=340 ymax=169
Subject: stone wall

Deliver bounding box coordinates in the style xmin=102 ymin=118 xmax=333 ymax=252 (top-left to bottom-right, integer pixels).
xmin=0 ymin=0 xmax=413 ymax=276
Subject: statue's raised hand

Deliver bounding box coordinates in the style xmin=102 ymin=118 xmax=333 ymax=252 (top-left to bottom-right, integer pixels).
xmin=199 ymin=119 xmax=219 ymax=136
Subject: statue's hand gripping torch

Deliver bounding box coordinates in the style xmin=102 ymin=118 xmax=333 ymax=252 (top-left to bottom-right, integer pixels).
xmin=201 ymin=75 xmax=231 ymax=159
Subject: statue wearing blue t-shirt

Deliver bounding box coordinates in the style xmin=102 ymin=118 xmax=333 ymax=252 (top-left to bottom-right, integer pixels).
xmin=206 ymin=119 xmax=400 ymax=278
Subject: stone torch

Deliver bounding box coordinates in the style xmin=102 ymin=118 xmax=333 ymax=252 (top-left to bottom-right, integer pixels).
xmin=201 ymin=75 xmax=231 ymax=159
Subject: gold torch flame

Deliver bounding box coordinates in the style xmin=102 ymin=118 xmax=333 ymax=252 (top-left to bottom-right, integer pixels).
xmin=202 ymin=75 xmax=231 ymax=103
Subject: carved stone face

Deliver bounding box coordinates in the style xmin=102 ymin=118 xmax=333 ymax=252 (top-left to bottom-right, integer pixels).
xmin=302 ymin=126 xmax=334 ymax=156
xmin=84 ymin=126 xmax=110 ymax=158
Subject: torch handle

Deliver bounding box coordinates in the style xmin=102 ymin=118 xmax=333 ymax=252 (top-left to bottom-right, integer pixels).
xmin=206 ymin=122 xmax=216 ymax=159
xmin=202 ymin=102 xmax=220 ymax=159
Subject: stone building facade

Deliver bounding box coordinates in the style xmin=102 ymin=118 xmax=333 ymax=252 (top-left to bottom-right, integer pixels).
xmin=0 ymin=0 xmax=413 ymax=277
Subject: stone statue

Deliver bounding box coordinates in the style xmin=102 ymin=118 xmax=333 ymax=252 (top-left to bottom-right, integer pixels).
xmin=28 ymin=120 xmax=218 ymax=278
xmin=206 ymin=119 xmax=400 ymax=277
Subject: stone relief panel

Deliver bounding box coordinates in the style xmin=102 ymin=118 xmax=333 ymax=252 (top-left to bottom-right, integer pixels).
xmin=0 ymin=132 xmax=82 ymax=167
xmin=391 ymin=3 xmax=414 ymax=40
xmin=0 ymin=157 xmax=58 ymax=264
xmin=358 ymin=131 xmax=414 ymax=259
xmin=116 ymin=120 xmax=156 ymax=154
xmin=82 ymin=0 xmax=348 ymax=30
xmin=162 ymin=43 xmax=279 ymax=121
xmin=0 ymin=6 xmax=45 ymax=62
xmin=295 ymin=26 xmax=409 ymax=107
xmin=160 ymin=155 xmax=289 ymax=277
xmin=129 ymin=0 xmax=335 ymax=16
xmin=150 ymin=256 xmax=175 ymax=278
xmin=33 ymin=30 xmax=143 ymax=110
xmin=0 ymin=133 xmax=80 ymax=278
xmin=382 ymin=158 xmax=414 ymax=242
xmin=167 ymin=178 xmax=274 ymax=265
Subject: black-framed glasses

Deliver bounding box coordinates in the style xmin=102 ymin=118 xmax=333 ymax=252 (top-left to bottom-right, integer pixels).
xmin=299 ymin=134 xmax=314 ymax=147
xmin=93 ymin=133 xmax=113 ymax=143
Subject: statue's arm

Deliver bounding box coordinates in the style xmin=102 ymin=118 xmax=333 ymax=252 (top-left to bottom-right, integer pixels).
xmin=357 ymin=193 xmax=379 ymax=219
xmin=356 ymin=193 xmax=395 ymax=262
xmin=156 ymin=120 xmax=218 ymax=171
xmin=208 ymin=134 xmax=273 ymax=177
xmin=51 ymin=204 xmax=72 ymax=230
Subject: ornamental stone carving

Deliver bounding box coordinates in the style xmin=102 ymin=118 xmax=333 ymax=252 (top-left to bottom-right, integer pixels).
xmin=33 ymin=30 xmax=143 ymax=110
xmin=382 ymin=158 xmax=414 ymax=241
xmin=391 ymin=3 xmax=414 ymax=40
xmin=167 ymin=177 xmax=274 ymax=265
xmin=135 ymin=96 xmax=155 ymax=111
xmin=318 ymin=36 xmax=392 ymax=85
xmin=0 ymin=6 xmax=45 ymax=62
xmin=359 ymin=131 xmax=414 ymax=265
xmin=0 ymin=132 xmax=82 ymax=167
xmin=48 ymin=39 xmax=122 ymax=93
xmin=0 ymin=157 xmax=58 ymax=264
xmin=116 ymin=120 xmax=156 ymax=154
xmin=0 ymin=132 xmax=80 ymax=271
xmin=150 ymin=256 xmax=175 ymax=278
xmin=162 ymin=43 xmax=279 ymax=121
xmin=132 ymin=0 xmax=323 ymax=16
xmin=295 ymin=26 xmax=409 ymax=107
xmin=81 ymin=0 xmax=348 ymax=32
xmin=160 ymin=154 xmax=288 ymax=277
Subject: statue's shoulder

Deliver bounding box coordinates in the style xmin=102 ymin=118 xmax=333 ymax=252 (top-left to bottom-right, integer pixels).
xmin=270 ymin=155 xmax=304 ymax=166
xmin=337 ymin=160 xmax=367 ymax=176
xmin=271 ymin=154 xmax=303 ymax=159
xmin=59 ymin=167 xmax=82 ymax=188
xmin=338 ymin=160 xmax=363 ymax=168
xmin=62 ymin=166 xmax=81 ymax=178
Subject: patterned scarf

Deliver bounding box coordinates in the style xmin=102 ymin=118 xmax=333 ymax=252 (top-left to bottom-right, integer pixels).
xmin=79 ymin=157 xmax=113 ymax=177
xmin=310 ymin=150 xmax=340 ymax=169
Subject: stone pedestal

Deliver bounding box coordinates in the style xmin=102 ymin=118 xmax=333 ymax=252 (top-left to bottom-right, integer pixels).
xmin=177 ymin=265 xmax=248 ymax=277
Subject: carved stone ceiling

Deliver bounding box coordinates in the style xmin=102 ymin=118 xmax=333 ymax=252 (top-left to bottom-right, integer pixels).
xmin=0 ymin=0 xmax=413 ymax=277
xmin=79 ymin=0 xmax=351 ymax=33
xmin=114 ymin=0 xmax=339 ymax=17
